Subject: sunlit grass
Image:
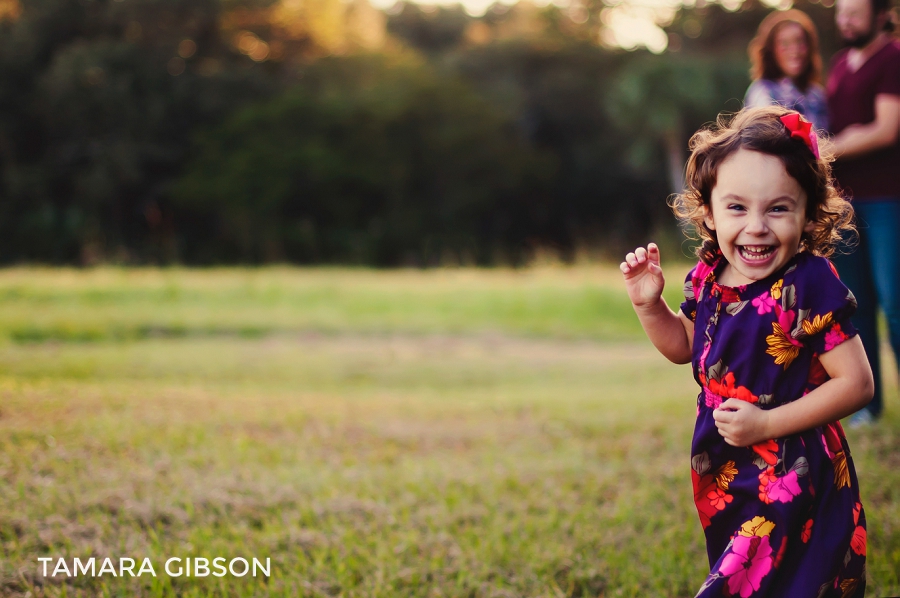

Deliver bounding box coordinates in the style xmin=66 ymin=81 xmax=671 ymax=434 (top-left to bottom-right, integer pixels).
xmin=0 ymin=265 xmax=896 ymax=597
xmin=0 ymin=265 xmax=689 ymax=343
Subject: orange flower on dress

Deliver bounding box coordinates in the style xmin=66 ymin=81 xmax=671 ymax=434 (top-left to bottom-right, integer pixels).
xmin=832 ymin=450 xmax=851 ymax=490
xmin=801 ymin=312 xmax=834 ymax=336
xmin=770 ymin=279 xmax=783 ymax=300
xmin=773 ymin=537 xmax=787 ymax=568
xmin=850 ymin=502 xmax=866 ymax=556
xmin=692 ymin=461 xmax=738 ymax=530
xmin=766 ymin=321 xmax=802 ymax=368
xmin=711 ymin=282 xmax=742 ymax=303
xmin=693 ymin=471 xmax=722 ymax=529
xmin=707 ymin=487 xmax=733 ymax=510
xmin=840 ymin=579 xmax=860 ymax=598
xmin=751 ymin=438 xmax=779 ymax=466
xmin=801 ymin=519 xmax=813 ymax=543
xmin=738 ymin=516 xmax=776 ymax=538
xmin=851 ymin=525 xmax=866 ymax=556
xmin=822 ymin=424 xmax=852 ymax=490
xmin=706 ymin=372 xmax=759 ymax=404
xmin=715 ymin=461 xmax=738 ymax=491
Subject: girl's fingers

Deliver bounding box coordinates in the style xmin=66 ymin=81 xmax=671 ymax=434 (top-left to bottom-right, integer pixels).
xmin=621 ymin=246 xmax=662 ymax=276
xmin=624 ymin=248 xmax=649 ymax=266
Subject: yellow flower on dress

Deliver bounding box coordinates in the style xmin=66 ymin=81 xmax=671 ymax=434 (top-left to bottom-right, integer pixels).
xmin=715 ymin=461 xmax=738 ymax=491
xmin=840 ymin=578 xmax=859 ymax=598
xmin=801 ymin=312 xmax=834 ymax=337
xmin=766 ymin=322 xmax=801 ymax=368
xmin=739 ymin=516 xmax=776 ymax=538
xmin=770 ymin=279 xmax=783 ymax=300
xmin=832 ymin=451 xmax=851 ymax=490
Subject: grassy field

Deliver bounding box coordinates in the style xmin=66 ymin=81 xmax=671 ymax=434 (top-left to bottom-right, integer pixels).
xmin=0 ymin=266 xmax=897 ymax=598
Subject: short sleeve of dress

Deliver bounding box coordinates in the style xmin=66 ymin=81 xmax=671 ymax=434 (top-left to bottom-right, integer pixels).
xmin=680 ymin=265 xmax=699 ymax=322
xmin=795 ymin=257 xmax=858 ymax=355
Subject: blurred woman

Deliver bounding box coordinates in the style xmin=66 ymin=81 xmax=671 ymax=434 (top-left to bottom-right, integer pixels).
xmin=745 ymin=10 xmax=829 ymax=131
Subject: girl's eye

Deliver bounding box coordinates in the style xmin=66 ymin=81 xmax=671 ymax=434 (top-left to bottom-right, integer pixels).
xmin=770 ymin=206 xmax=788 ymax=213
xmin=727 ymin=204 xmax=745 ymax=212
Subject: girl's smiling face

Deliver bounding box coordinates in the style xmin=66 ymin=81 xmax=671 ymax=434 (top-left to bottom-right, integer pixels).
xmin=704 ymin=148 xmax=815 ymax=286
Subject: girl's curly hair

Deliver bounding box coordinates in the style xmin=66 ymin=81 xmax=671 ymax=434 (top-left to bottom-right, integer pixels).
xmin=670 ymin=106 xmax=854 ymax=266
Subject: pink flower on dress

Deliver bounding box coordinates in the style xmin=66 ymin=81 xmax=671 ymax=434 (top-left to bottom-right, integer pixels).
xmin=775 ymin=306 xmax=796 ymax=338
xmin=758 ymin=467 xmax=802 ymax=504
xmin=751 ymin=291 xmax=775 ymax=315
xmin=820 ymin=433 xmax=835 ymax=460
xmin=824 ymin=324 xmax=848 ymax=352
xmin=719 ymin=535 xmax=773 ymax=597
xmin=704 ymin=387 xmax=722 ymax=409
xmin=694 ymin=262 xmax=715 ymax=286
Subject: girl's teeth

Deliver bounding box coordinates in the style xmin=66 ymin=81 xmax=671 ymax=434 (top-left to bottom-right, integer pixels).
xmin=740 ymin=246 xmax=773 ymax=260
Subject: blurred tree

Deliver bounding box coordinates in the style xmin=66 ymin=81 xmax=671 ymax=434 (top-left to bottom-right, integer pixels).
xmin=665 ymin=0 xmax=841 ymax=60
xmin=0 ymin=0 xmax=273 ymax=263
xmin=222 ymin=0 xmax=386 ymax=61
xmin=0 ymin=0 xmax=837 ymax=265
xmin=173 ymin=54 xmax=555 ymax=265
xmin=606 ymin=52 xmax=747 ymax=194
xmin=453 ymin=40 xmax=671 ymax=256
xmin=386 ymin=2 xmax=471 ymax=55
xmin=0 ymin=0 xmax=20 ymax=21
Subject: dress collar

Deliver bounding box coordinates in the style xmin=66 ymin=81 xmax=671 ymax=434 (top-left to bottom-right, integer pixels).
xmin=706 ymin=252 xmax=802 ymax=303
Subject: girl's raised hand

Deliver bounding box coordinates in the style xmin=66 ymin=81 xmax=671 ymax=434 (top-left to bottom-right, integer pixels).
xmin=620 ymin=243 xmax=665 ymax=308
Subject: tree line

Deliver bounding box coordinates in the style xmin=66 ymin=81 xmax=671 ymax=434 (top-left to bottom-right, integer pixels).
xmin=0 ymin=0 xmax=841 ymax=265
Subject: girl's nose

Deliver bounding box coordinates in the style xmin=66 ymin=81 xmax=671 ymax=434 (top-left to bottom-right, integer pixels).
xmin=745 ymin=214 xmax=770 ymax=235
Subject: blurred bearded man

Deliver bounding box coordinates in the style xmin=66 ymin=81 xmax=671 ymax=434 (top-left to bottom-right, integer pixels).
xmin=827 ymin=0 xmax=900 ymax=425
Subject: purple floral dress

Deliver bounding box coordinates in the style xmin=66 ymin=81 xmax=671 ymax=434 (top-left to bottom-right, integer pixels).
xmin=680 ymin=252 xmax=867 ymax=598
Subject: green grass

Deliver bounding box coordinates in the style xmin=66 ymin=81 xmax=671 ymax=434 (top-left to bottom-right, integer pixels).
xmin=0 ymin=266 xmax=897 ymax=597
xmin=0 ymin=265 xmax=690 ymax=343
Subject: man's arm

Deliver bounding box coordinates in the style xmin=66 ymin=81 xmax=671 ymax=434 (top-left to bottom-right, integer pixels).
xmin=832 ymin=94 xmax=900 ymax=159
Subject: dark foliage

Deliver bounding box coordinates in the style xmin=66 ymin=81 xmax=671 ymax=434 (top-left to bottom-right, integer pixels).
xmin=174 ymin=55 xmax=555 ymax=265
xmin=0 ymin=0 xmax=272 ymax=263
xmin=0 ymin=0 xmax=832 ymax=265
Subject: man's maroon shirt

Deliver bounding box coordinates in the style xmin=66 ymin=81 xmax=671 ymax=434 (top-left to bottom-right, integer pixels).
xmin=826 ymin=39 xmax=900 ymax=200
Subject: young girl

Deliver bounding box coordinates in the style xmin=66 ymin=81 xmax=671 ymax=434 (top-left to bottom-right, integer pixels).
xmin=621 ymin=107 xmax=873 ymax=597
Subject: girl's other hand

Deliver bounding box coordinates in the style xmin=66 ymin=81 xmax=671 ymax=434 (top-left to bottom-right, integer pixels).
xmin=713 ymin=399 xmax=772 ymax=447
xmin=620 ymin=243 xmax=665 ymax=308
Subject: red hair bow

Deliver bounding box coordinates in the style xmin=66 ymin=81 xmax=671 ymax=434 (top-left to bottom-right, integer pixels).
xmin=779 ymin=113 xmax=820 ymax=160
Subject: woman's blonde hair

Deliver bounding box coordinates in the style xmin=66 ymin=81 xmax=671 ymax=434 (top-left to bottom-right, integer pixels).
xmin=670 ymin=106 xmax=854 ymax=266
